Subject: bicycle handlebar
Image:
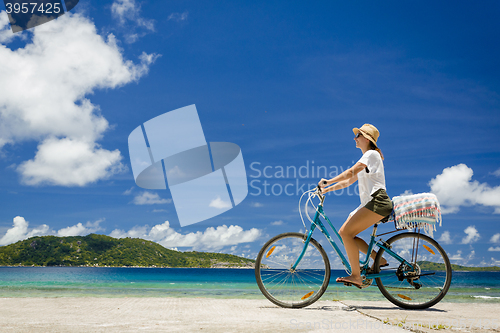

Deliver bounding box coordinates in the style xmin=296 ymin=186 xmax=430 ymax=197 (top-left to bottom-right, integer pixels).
xmin=316 ymin=185 xmax=325 ymax=204
xmin=299 ymin=183 xmax=326 ymax=231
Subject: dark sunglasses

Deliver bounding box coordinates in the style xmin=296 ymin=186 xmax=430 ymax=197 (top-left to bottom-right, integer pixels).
xmin=355 ymin=132 xmax=364 ymax=138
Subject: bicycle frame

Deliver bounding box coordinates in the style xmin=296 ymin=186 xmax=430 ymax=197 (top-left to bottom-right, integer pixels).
xmin=292 ymin=196 xmax=415 ymax=280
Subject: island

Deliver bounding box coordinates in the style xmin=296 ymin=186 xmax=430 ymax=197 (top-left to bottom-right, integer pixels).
xmin=417 ymin=260 xmax=500 ymax=272
xmin=0 ymin=234 xmax=255 ymax=268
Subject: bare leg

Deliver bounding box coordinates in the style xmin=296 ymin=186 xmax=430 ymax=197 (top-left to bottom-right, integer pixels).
xmin=354 ymin=237 xmax=373 ymax=258
xmin=337 ymin=208 xmax=385 ymax=286
xmin=354 ymin=237 xmax=387 ymax=267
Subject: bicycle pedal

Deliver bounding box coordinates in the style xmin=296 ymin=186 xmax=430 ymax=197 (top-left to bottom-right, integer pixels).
xmin=343 ymin=282 xmax=362 ymax=289
xmin=361 ymin=278 xmax=373 ymax=289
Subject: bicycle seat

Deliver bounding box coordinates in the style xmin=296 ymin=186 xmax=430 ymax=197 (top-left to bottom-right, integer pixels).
xmin=378 ymin=210 xmax=393 ymax=224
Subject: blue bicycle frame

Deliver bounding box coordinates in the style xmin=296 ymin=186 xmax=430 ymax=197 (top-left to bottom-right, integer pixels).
xmin=291 ymin=198 xmax=415 ymax=280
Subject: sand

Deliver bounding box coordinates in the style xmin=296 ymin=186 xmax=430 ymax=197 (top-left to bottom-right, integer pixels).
xmin=0 ymin=297 xmax=498 ymax=333
xmin=342 ymin=300 xmax=499 ymax=333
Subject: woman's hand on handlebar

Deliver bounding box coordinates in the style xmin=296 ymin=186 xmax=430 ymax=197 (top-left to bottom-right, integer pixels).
xmin=318 ymin=178 xmax=332 ymax=194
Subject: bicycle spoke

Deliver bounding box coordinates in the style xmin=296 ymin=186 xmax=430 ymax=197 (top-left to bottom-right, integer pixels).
xmin=255 ymin=233 xmax=330 ymax=308
xmin=375 ymin=232 xmax=452 ymax=309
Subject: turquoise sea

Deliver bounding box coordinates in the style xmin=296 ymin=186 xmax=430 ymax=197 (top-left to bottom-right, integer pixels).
xmin=0 ymin=267 xmax=499 ymax=303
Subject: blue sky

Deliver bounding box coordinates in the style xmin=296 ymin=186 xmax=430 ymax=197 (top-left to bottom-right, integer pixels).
xmin=0 ymin=0 xmax=499 ymax=267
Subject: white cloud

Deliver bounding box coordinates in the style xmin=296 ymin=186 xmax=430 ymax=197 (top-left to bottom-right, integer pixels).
xmin=491 ymin=233 xmax=500 ymax=243
xmin=57 ymin=224 xmax=87 ymax=237
xmin=166 ymin=165 xmax=186 ymax=178
xmin=429 ymin=164 xmax=500 ymax=214
xmin=28 ymin=224 xmax=51 ymax=238
xmin=461 ymin=225 xmax=480 ymax=244
xmin=0 ymin=13 xmax=157 ymax=186
xmin=168 ymin=12 xmax=188 ymax=22
xmin=109 ymin=225 xmax=147 ymax=239
xmin=447 ymin=249 xmax=476 ymax=266
xmin=110 ymin=221 xmax=261 ymax=251
xmin=123 ymin=187 xmax=134 ymax=195
xmin=306 ymin=204 xmax=318 ymax=216
xmin=490 ymin=258 xmax=500 ymax=266
xmin=488 ymin=247 xmax=500 ymax=252
xmin=111 ymin=0 xmax=134 ymax=24
xmin=270 ymin=220 xmax=284 ymax=226
xmin=0 ymin=11 xmax=25 ymax=44
xmin=448 ymin=250 xmax=463 ymax=261
xmin=132 ymin=191 xmax=171 ymax=205
xmin=493 ymin=168 xmax=500 ymax=177
xmin=438 ymin=231 xmax=452 ymax=245
xmin=0 ymin=11 xmax=10 ymax=40
xmin=0 ymin=216 xmax=48 ymax=245
xmin=467 ymin=250 xmax=475 ymax=261
xmin=112 ymin=0 xmax=154 ymax=29
xmin=400 ymin=189 xmax=414 ymax=196
xmin=250 ymin=202 xmax=263 ymax=208
xmin=57 ymin=219 xmax=104 ymax=237
xmin=0 ymin=216 xmax=105 ymax=245
xmin=209 ymin=196 xmax=232 ymax=209
xmin=111 ymin=0 xmax=154 ymax=43
xmin=18 ymin=138 xmax=125 ymax=186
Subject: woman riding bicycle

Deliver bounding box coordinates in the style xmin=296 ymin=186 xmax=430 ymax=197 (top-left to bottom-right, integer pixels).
xmin=319 ymin=123 xmax=393 ymax=288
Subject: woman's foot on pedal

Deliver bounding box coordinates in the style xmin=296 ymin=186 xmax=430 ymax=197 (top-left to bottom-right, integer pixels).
xmin=336 ymin=276 xmax=363 ymax=289
xmin=371 ymin=258 xmax=388 ymax=270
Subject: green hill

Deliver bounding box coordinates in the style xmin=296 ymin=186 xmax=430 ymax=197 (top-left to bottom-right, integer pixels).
xmin=0 ymin=234 xmax=255 ymax=268
xmin=417 ymin=261 xmax=500 ymax=272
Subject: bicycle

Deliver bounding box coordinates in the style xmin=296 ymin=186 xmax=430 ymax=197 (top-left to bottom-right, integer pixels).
xmin=254 ymin=186 xmax=452 ymax=309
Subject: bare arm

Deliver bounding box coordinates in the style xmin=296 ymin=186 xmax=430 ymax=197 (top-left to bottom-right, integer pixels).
xmin=318 ymin=162 xmax=366 ymax=193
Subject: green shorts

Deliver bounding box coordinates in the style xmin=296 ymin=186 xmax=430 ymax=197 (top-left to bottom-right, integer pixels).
xmin=364 ymin=188 xmax=393 ymax=219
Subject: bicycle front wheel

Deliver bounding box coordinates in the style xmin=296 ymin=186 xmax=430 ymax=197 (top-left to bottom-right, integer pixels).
xmin=255 ymin=232 xmax=331 ymax=308
xmin=374 ymin=232 xmax=452 ymax=309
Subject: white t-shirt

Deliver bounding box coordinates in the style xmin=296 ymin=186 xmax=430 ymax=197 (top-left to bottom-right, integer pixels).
xmin=349 ymin=150 xmax=386 ymax=217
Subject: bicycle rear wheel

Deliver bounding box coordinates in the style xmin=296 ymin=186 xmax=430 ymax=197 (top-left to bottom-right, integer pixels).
xmin=374 ymin=232 xmax=452 ymax=309
xmin=255 ymin=232 xmax=331 ymax=308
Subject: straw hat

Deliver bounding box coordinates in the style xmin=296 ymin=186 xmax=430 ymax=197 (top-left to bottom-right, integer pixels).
xmin=353 ymin=124 xmax=379 ymax=147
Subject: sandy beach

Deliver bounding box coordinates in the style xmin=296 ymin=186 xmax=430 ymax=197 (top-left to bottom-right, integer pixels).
xmin=0 ymin=298 xmax=498 ymax=333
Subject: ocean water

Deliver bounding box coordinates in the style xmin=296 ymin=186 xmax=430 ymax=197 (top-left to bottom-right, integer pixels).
xmin=0 ymin=267 xmax=499 ymax=303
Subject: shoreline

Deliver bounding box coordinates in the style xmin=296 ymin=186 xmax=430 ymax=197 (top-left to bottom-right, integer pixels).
xmin=0 ymin=264 xmax=500 ymax=273
xmin=0 ymin=293 xmax=499 ymax=305
xmin=0 ymin=297 xmax=498 ymax=333
xmin=2 ymin=265 xmax=500 ymax=272
xmin=0 ymin=265 xmax=255 ymax=269
xmin=2 ymin=267 xmax=499 ymax=306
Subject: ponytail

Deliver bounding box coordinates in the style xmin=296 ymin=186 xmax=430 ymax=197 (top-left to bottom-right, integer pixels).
xmin=369 ymin=142 xmax=384 ymax=160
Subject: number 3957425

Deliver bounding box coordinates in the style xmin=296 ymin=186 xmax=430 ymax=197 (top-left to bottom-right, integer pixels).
xmin=5 ymin=2 xmax=62 ymax=15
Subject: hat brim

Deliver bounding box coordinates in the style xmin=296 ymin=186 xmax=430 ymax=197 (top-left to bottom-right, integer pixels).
xmin=352 ymin=127 xmax=378 ymax=147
